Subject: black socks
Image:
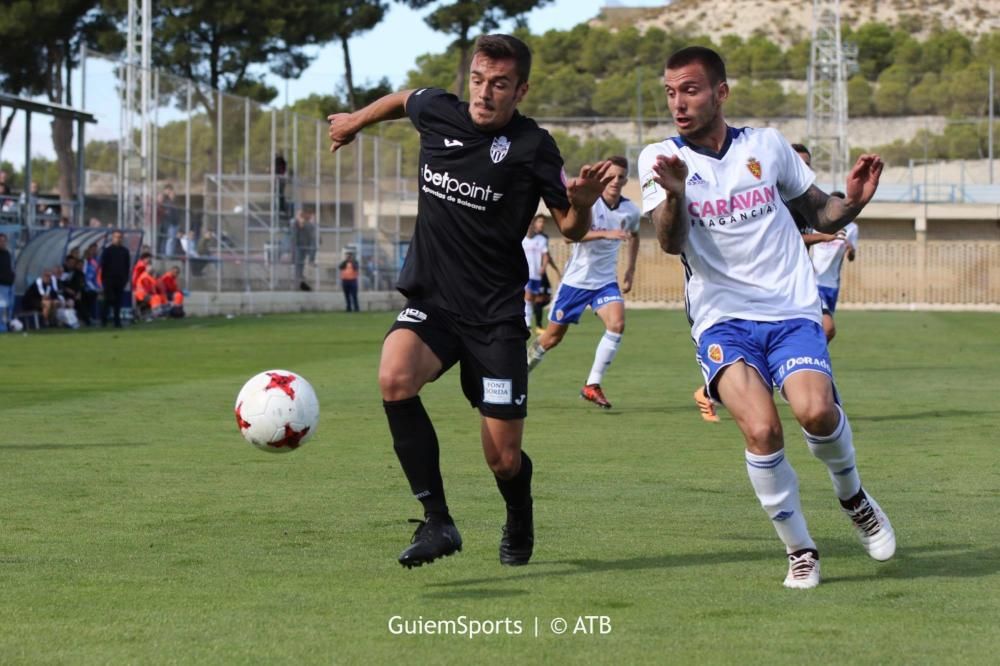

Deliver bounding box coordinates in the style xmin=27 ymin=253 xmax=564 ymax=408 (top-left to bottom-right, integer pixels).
xmin=384 ymin=396 xmax=449 ymax=518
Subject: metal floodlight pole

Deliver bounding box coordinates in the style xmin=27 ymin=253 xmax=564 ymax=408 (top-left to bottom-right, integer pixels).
xmin=244 ymin=97 xmax=251 ymax=289
xmin=315 ymin=121 xmax=321 ymax=291
xmin=270 ymin=108 xmax=276 ymax=290
xmin=807 ymin=0 xmax=848 ymax=187
xmin=184 ymin=79 xmax=192 ymax=289
xmin=989 ymin=65 xmax=995 ymax=185
xmin=216 ymin=90 xmax=222 ymax=294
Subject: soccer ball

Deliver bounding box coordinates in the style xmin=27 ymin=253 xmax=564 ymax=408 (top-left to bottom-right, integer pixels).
xmin=234 ymin=370 xmax=319 ymax=453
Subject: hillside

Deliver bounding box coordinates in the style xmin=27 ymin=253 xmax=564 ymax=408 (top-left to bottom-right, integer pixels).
xmin=595 ymin=0 xmax=1000 ymax=46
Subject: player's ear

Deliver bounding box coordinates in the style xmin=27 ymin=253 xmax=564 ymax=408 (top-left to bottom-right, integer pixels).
xmin=716 ymin=81 xmax=730 ymax=104
xmin=514 ymin=81 xmax=529 ymax=105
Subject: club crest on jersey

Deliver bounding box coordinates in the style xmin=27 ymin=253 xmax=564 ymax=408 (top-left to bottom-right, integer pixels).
xmin=708 ymin=343 xmax=724 ymax=363
xmin=747 ymin=157 xmax=762 ymax=180
xmin=490 ymin=136 xmax=511 ymax=163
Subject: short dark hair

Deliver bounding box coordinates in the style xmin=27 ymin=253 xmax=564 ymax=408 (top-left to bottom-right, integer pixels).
xmin=473 ymin=34 xmax=532 ymax=85
xmin=791 ymin=143 xmax=811 ymax=157
xmin=666 ymin=46 xmax=727 ymax=85
xmin=607 ymin=155 xmax=628 ymax=170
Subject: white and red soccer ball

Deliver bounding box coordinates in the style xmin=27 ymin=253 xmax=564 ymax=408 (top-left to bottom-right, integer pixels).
xmin=234 ymin=370 xmax=319 ymax=453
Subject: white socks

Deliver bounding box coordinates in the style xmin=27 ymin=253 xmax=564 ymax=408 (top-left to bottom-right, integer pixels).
xmin=804 ymin=405 xmax=861 ymax=501
xmin=524 ymin=300 xmax=533 ymax=328
xmin=746 ymin=449 xmax=816 ymax=554
xmin=586 ymin=331 xmax=622 ymax=386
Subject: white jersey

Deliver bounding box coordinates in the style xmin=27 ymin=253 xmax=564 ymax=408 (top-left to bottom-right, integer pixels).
xmin=561 ymin=196 xmax=641 ymax=290
xmin=521 ymin=233 xmax=548 ymax=281
xmin=811 ymin=222 xmax=858 ymax=288
xmin=638 ymin=126 xmax=820 ymax=343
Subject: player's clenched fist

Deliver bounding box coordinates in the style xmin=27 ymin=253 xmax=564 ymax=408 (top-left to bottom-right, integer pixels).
xmin=327 ymin=113 xmax=358 ymax=153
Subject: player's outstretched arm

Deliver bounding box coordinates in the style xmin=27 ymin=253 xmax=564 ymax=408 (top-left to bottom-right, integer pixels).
xmin=328 ymin=90 xmax=414 ymax=153
xmin=622 ymin=229 xmax=640 ymax=293
xmin=551 ymin=161 xmax=615 ymax=242
xmin=789 ymin=154 xmax=883 ymax=233
xmin=650 ymin=154 xmax=688 ymax=255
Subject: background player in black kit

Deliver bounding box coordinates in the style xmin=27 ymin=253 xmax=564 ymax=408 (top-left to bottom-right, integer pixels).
xmin=328 ymin=34 xmax=613 ymax=568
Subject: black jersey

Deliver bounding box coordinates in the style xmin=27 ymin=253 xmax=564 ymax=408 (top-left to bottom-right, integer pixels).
xmin=399 ymin=87 xmax=570 ymax=326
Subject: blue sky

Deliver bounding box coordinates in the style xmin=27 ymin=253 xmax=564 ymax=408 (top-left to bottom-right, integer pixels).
xmin=272 ymin=0 xmax=667 ymax=103
xmin=0 ymin=1 xmax=667 ymax=166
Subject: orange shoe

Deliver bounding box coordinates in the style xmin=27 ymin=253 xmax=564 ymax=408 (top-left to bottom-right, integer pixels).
xmin=694 ymin=387 xmax=720 ymax=422
xmin=581 ymin=384 xmax=612 ymax=409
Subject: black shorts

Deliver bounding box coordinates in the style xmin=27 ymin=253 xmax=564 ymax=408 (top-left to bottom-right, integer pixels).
xmin=388 ymin=300 xmax=529 ymax=419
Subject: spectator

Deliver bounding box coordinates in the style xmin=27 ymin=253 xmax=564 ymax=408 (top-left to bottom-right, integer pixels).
xmin=275 ymin=151 xmax=287 ymax=214
xmin=158 ymin=265 xmax=181 ymax=303
xmin=60 ymin=254 xmax=86 ymax=324
xmin=339 ymin=250 xmax=360 ymax=312
xmin=134 ymin=263 xmax=158 ymax=321
xmin=0 ymin=233 xmax=14 ymax=330
xmin=0 ymin=169 xmax=10 ymax=196
xmin=100 ymin=230 xmax=131 ymax=328
xmin=83 ymin=243 xmax=101 ymax=325
xmin=196 ymin=229 xmax=215 ymax=257
xmin=293 ymin=210 xmax=317 ymax=288
xmin=88 ymin=217 xmax=103 ymax=228
xmin=22 ymin=268 xmax=59 ymax=326
xmin=131 ymin=251 xmax=153 ymax=293
xmin=180 ymin=229 xmax=198 ymax=256
xmin=172 ymin=229 xmax=187 ymax=258
xmin=158 ymin=183 xmax=180 ymax=255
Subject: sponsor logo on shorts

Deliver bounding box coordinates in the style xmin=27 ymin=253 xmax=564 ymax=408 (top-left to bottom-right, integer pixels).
xmin=554 ymin=309 xmax=565 ymax=321
xmin=708 ymin=343 xmax=724 ymax=363
xmin=514 ymin=394 xmax=526 ymax=406
xmin=396 ymin=308 xmax=427 ymax=323
xmin=596 ymin=294 xmax=622 ymax=306
xmin=483 ymin=378 xmax=513 ymax=405
xmin=779 ymin=356 xmax=832 ymax=377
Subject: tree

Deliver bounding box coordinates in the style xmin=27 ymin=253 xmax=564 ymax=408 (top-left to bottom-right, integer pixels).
xmin=328 ymin=1 xmax=388 ymax=110
xmin=135 ymin=0 xmax=347 ymax=118
xmin=847 ymin=74 xmax=874 ymax=117
xmin=399 ymin=0 xmax=554 ymax=97
xmin=873 ymin=65 xmax=914 ymax=115
xmin=0 ymin=1 xmax=121 ymax=209
xmin=849 ymin=22 xmax=896 ymax=80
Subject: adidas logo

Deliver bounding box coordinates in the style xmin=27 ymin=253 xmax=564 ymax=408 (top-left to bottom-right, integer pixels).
xmin=687 ymin=172 xmax=707 ymax=186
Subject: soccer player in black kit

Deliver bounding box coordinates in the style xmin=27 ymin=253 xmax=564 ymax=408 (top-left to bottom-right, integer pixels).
xmin=328 ymin=34 xmax=613 ymax=568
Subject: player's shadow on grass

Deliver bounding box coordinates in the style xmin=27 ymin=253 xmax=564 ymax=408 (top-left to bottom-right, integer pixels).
xmin=425 ymin=549 xmax=777 ymax=590
xmin=821 ymin=543 xmax=1000 ymax=583
xmin=422 ymin=588 xmax=531 ymax=600
xmin=426 ymin=544 xmax=1000 ymax=592
xmin=0 ymin=441 xmax=152 ymax=451
xmin=850 ymin=409 xmax=997 ymax=422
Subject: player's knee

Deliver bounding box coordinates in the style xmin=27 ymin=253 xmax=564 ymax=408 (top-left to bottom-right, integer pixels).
xmin=606 ymin=319 xmax=625 ymax=334
xmin=543 ymin=328 xmax=566 ymax=350
xmin=743 ymin=421 xmax=783 ymax=454
xmin=798 ymin=402 xmax=839 ymax=436
xmin=488 ymin=449 xmax=521 ymax=479
xmin=378 ymin=367 xmax=419 ymax=401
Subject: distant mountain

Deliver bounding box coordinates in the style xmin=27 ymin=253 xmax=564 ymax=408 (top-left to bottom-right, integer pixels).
xmin=594 ymin=0 xmax=1000 ymax=46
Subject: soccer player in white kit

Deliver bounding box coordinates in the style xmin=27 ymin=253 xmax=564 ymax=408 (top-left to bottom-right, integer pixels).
xmin=522 ymin=216 xmax=554 ymax=329
xmin=806 ymin=211 xmax=858 ymax=342
xmin=638 ymin=46 xmax=895 ymax=589
xmin=526 ymin=156 xmax=641 ymax=409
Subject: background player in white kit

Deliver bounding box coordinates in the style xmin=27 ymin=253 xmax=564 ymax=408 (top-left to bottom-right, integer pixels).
xmin=639 ymin=46 xmax=894 ymax=589
xmin=522 ymin=216 xmax=556 ymax=330
xmin=526 ymin=155 xmax=640 ymax=409
xmin=804 ymin=197 xmax=858 ymax=343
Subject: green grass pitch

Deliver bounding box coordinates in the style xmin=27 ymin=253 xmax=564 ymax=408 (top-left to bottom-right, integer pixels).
xmin=2 ymin=310 xmax=999 ymax=663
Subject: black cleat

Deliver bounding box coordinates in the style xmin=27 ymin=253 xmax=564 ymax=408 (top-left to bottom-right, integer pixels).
xmin=499 ymin=503 xmax=534 ymax=566
xmin=398 ymin=515 xmax=462 ymax=569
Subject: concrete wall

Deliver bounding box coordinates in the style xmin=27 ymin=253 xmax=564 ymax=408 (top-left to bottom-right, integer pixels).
xmin=185 ymin=290 xmax=405 ymax=317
